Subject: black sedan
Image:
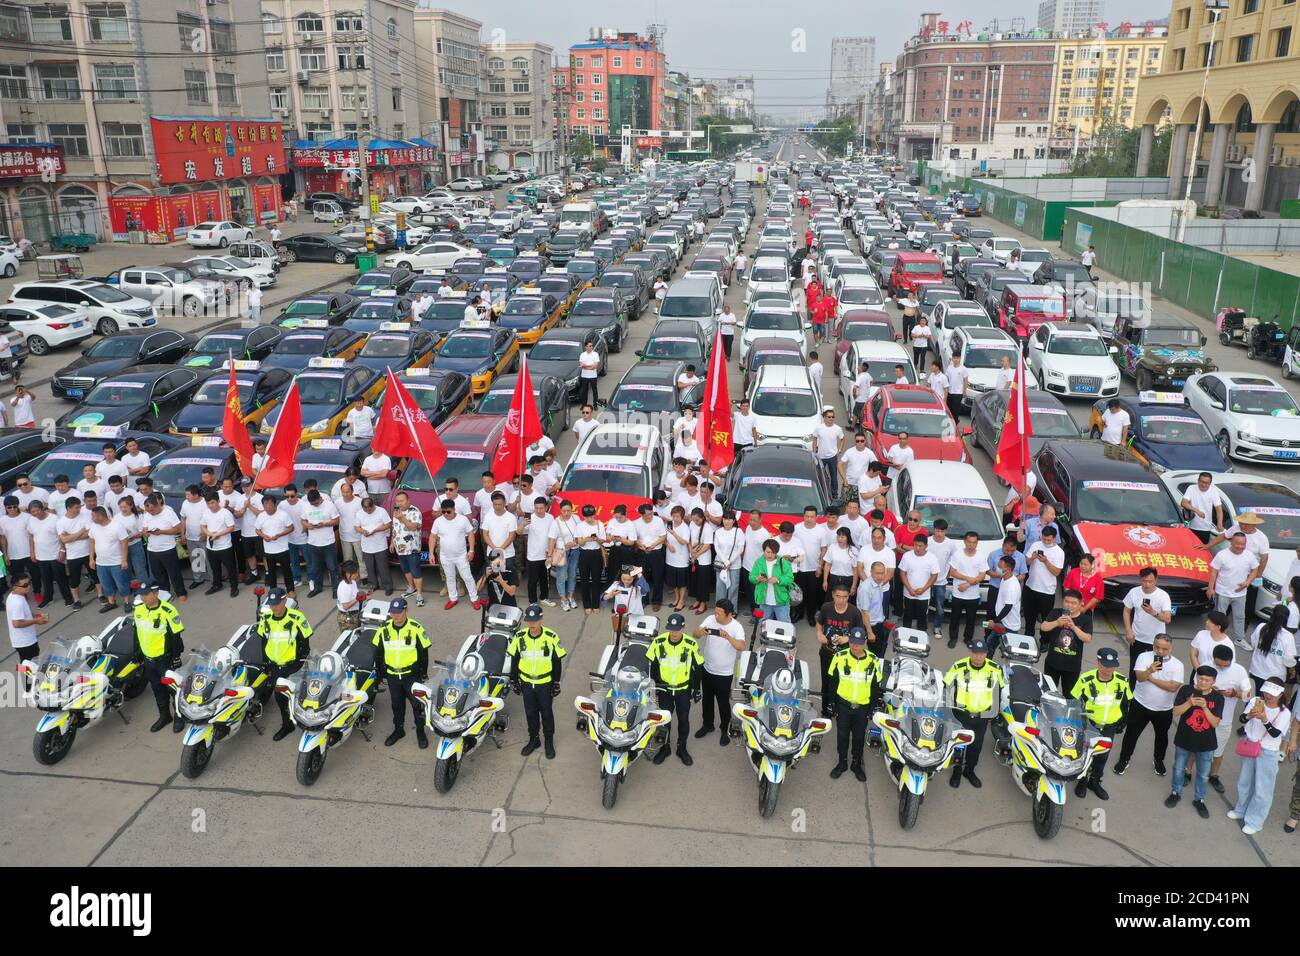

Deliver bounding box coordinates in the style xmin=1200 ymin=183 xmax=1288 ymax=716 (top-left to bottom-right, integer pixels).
xmin=566 ymin=288 xmax=628 ymax=352
xmin=637 ymin=319 xmax=707 ymax=365
xmin=378 ymin=368 xmax=473 ymax=428
xmin=282 ymin=440 xmax=375 ymax=497
xmin=969 ymin=387 xmax=1082 ymax=460
xmin=169 ymin=366 xmax=295 ymax=437
xmin=0 ymin=428 xmax=73 ymax=492
xmin=56 ymin=366 xmax=203 ymax=432
xmin=51 ymin=330 xmax=195 ymax=401
xmin=598 ymin=266 xmax=651 ymax=318
xmin=343 ymin=296 xmax=414 ymax=334
xmin=24 ymin=431 xmax=186 ymax=491
xmin=275 ymin=233 xmax=367 ymax=264
xmin=264 ymin=326 xmax=365 ymax=372
xmin=346 ymin=267 xmax=415 ymax=299
xmin=720 ymin=444 xmax=834 ymax=521
xmin=955 ymin=257 xmax=1002 ymax=299
xmin=528 ymin=327 xmax=608 ymax=399
xmin=608 ymin=360 xmax=702 ymax=416
xmin=353 ymin=327 xmax=437 ymax=374
xmin=146 ymin=445 xmax=242 ymax=510
xmin=473 ymin=373 xmax=570 ymax=441
xmin=277 ymin=293 xmax=358 ymax=329
xmin=179 ymin=323 xmax=283 ymax=370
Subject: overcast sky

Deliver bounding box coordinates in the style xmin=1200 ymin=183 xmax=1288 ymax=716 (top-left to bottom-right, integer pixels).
xmin=444 ymin=0 xmax=1172 ymax=120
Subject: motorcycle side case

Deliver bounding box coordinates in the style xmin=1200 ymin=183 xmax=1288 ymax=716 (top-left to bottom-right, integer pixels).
xmin=999 ymin=632 xmax=1040 ymax=664
xmin=892 ymin=626 xmax=931 ymax=658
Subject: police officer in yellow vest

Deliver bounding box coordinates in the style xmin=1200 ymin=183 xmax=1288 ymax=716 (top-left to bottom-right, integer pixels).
xmin=132 ymin=584 xmax=186 ymax=733
xmin=1071 ymin=645 xmax=1132 ymax=801
xmin=648 ymin=612 xmax=704 ymax=766
xmin=255 ymin=587 xmax=314 ymax=741
xmin=828 ymin=627 xmax=883 ymax=782
xmin=372 ymin=597 xmax=430 ymax=749
xmin=944 ymin=636 xmax=1005 ymax=789
xmin=507 ymin=604 xmax=566 ymax=759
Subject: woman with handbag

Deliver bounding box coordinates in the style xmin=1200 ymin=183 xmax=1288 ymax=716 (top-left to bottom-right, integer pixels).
xmin=749 ymin=539 xmax=796 ymax=623
xmin=1230 ymin=681 xmax=1292 ymax=835
xmin=687 ymin=508 xmax=714 ymax=614
xmin=664 ymin=505 xmax=691 ymax=612
xmin=711 ymin=512 xmax=744 ymax=611
xmin=550 ymin=500 xmax=581 ymax=611
xmin=575 ymin=504 xmax=607 ymax=614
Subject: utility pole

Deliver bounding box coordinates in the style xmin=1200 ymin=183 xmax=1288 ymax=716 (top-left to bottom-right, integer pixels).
xmin=347 ymin=13 xmax=373 ymax=252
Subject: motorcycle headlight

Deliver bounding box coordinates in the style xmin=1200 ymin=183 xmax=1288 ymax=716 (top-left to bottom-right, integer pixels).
xmin=178 ymin=698 xmax=219 ymax=719
xmin=899 ymin=737 xmax=947 ymax=767
xmin=431 ymin=711 xmax=472 ymax=734
xmin=1041 ymin=749 xmax=1086 ymax=776
xmin=597 ymin=724 xmax=641 ymax=748
xmin=758 ymin=727 xmax=803 ymax=756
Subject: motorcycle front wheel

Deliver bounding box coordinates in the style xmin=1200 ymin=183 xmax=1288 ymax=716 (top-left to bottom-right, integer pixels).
xmin=1032 ymin=793 xmax=1063 ymax=840
xmin=33 ymin=725 xmax=77 ymax=765
xmin=296 ymin=748 xmax=326 ymax=786
xmin=180 ymin=739 xmax=213 ymax=779
xmin=758 ymin=778 xmax=781 ymax=818
xmin=433 ymin=754 xmax=460 ymax=794
xmin=601 ymin=772 xmax=620 ymax=809
xmin=899 ymin=787 xmax=922 ymax=830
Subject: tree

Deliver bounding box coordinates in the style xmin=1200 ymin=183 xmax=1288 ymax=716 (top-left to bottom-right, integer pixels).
xmin=692 ymin=113 xmax=760 ymax=157
xmin=1062 ymin=112 xmax=1171 ymax=178
xmin=571 ymin=132 xmax=593 ymax=161
xmin=808 ymin=116 xmax=854 ymax=157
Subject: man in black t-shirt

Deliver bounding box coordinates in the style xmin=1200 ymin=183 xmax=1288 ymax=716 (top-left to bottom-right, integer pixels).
xmin=479 ymin=551 xmax=518 ymax=629
xmin=1039 ymin=589 xmax=1092 ymax=692
xmin=816 ymin=584 xmax=865 ymax=717
xmin=1166 ymin=665 xmax=1225 ymax=818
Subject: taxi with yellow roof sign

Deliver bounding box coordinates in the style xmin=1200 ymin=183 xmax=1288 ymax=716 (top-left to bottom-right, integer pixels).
xmin=354 ymin=323 xmax=437 ymax=374
xmin=264 ymin=322 xmax=366 ymax=373
xmin=259 ymin=358 xmax=384 ymax=444
xmin=533 ymin=270 xmax=582 ymax=319
xmin=498 ymin=288 xmax=563 ymax=346
xmin=169 ymin=363 xmax=294 ymax=437
xmin=432 ymin=324 xmax=519 ymax=396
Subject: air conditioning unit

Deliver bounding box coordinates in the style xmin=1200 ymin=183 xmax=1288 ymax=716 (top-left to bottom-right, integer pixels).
xmin=296 ymin=74 xmax=308 ymax=86
xmin=1226 ymin=144 xmax=1244 ymax=162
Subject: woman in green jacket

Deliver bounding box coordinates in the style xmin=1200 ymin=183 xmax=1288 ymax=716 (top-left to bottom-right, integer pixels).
xmin=749 ymin=539 xmax=795 ymax=623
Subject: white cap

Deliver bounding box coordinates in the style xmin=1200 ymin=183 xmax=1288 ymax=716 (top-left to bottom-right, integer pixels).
xmin=1260 ymin=681 xmax=1285 ymax=697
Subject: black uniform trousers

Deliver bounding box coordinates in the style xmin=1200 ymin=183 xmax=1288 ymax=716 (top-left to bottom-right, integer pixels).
xmin=206 ymin=545 xmax=239 ymax=591
xmin=521 ymin=680 xmax=556 ymax=741
xmin=902 ymin=596 xmax=929 ymax=631
xmin=955 ymin=710 xmax=989 ymax=773
xmin=657 ymin=688 xmax=692 ymax=749
xmin=1088 ymin=721 xmax=1123 ymax=783
xmin=1022 ymin=587 xmax=1056 ymax=636
xmin=836 ymin=701 xmax=870 ymax=766
xmin=34 ymin=558 xmax=71 ymax=605
xmin=147 ymin=548 xmax=187 ymax=597
xmin=263 ymin=550 xmax=296 ymax=592
xmin=386 ymin=672 xmax=426 ymax=732
xmin=795 ymin=570 xmax=820 ymax=624
xmin=1116 ymin=700 xmax=1173 ymax=767
xmin=142 ymin=656 xmax=174 ymax=721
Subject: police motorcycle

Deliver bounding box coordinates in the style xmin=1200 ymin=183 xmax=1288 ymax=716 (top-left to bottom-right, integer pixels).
xmin=990 ymin=632 xmax=1113 ymax=839
xmin=22 ymin=588 xmax=153 ymax=765
xmin=575 ymin=612 xmax=672 ymax=810
xmin=412 ymin=604 xmax=520 ymax=794
xmin=277 ymin=596 xmax=384 ymax=786
xmin=730 ymin=617 xmax=832 ymax=819
xmin=161 ymin=588 xmax=283 ymax=779
xmin=871 ymin=627 xmax=974 ymax=830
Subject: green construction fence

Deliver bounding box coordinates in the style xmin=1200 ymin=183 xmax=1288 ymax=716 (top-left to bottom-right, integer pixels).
xmin=968 ymin=181 xmax=1117 ymax=243
xmin=1059 ymin=208 xmax=1300 ymax=331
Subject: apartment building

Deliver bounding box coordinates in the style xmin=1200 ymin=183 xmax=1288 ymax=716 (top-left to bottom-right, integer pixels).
xmin=1048 ymin=26 xmax=1167 ymax=154
xmin=414 ymin=7 xmax=485 ymax=182
xmin=483 ymin=41 xmax=555 ymax=173
xmin=561 ymin=28 xmax=666 ymax=155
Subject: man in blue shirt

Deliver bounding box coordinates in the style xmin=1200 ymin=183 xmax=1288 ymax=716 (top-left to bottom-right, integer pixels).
xmin=1018 ymin=503 xmax=1060 ymax=551
xmin=986 ymin=536 xmax=1027 ymax=618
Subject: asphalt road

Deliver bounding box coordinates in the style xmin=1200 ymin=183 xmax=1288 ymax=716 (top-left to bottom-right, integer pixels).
xmin=2 ymin=142 xmax=1298 ymax=867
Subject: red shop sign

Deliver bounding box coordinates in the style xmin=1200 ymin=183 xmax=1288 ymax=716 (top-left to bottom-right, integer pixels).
xmin=0 ymin=144 xmax=64 ymax=179
xmin=151 ymin=117 xmax=285 ymax=185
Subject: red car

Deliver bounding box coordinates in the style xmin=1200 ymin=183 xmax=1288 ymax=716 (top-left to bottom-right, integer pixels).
xmin=888 ymin=251 xmax=945 ymax=301
xmin=997 ymin=284 xmax=1068 ymax=341
xmin=861 ymin=384 xmax=970 ymax=465
xmin=383 ymin=413 xmax=506 ymax=551
xmin=834 ymin=309 xmax=898 ymax=372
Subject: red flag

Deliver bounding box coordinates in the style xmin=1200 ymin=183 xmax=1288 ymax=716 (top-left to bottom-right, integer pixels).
xmin=222 ymin=354 xmax=256 ymax=477
xmin=694 ymin=324 xmax=734 ymax=472
xmin=491 ymin=354 xmax=544 ymax=482
xmin=253 ymin=380 xmax=301 ymax=490
xmin=372 ymin=369 xmax=448 ymax=479
xmin=992 ymin=349 xmax=1035 ymax=494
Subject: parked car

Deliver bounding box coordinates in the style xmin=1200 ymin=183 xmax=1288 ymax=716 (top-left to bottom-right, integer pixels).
xmin=185 ymin=221 xmax=253 ymax=249
xmin=0 ymin=302 xmax=92 ymax=356
xmin=9 ymin=280 xmax=157 ymax=335
xmin=274 ymin=233 xmax=367 ymax=264
xmin=56 ymin=366 xmax=203 ymax=431
xmin=50 ymin=329 xmax=195 ymax=401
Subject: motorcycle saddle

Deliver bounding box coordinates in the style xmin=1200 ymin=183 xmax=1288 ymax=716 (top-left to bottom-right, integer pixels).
xmin=343 ymin=633 xmax=378 ymax=672
xmin=614 ymin=643 xmax=650 ymax=678
xmin=755 ymin=650 xmax=792 ymax=685
xmin=476 ymin=633 xmax=509 ymax=677
xmin=101 ymin=620 xmax=135 ymax=659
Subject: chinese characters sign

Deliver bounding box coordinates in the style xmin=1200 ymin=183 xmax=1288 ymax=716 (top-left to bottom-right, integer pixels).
xmin=1072 ymin=522 xmax=1212 ymax=583
xmin=292 ymin=144 xmax=437 ymax=168
xmin=0 ymin=144 xmax=64 ymax=179
xmin=150 ymin=117 xmax=286 ymax=185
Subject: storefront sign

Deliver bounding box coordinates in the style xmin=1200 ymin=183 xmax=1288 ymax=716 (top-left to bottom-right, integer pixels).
xmin=151 ymin=117 xmax=286 ymax=185
xmin=292 ymin=145 xmax=437 ymax=167
xmin=0 ymin=144 xmax=64 ymax=179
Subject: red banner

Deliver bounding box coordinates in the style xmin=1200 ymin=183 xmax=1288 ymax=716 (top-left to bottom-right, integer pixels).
xmin=254 ymin=383 xmax=301 ymax=490
xmin=224 ymin=361 xmax=256 ymax=477
xmin=107 ymin=196 xmax=165 ymax=242
xmin=151 ymin=117 xmax=286 ymax=185
xmin=490 ymin=355 xmax=543 ymax=483
xmin=552 ymin=491 xmax=649 ymax=521
xmin=736 ymin=511 xmax=829 ymax=535
xmin=0 ymin=144 xmax=63 ymax=179
xmin=372 ymin=370 xmax=447 ymax=479
xmin=1072 ymin=523 xmax=1211 ymax=582
xmin=253 ymin=182 xmax=282 ymax=222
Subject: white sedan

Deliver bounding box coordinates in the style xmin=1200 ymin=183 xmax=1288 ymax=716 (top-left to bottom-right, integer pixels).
xmin=0 ymin=301 xmax=92 ymax=355
xmin=448 ymin=177 xmax=486 ymax=191
xmin=378 ymin=196 xmax=433 ymax=216
xmin=739 ymin=304 xmax=806 ymax=367
xmin=1025 ymin=322 xmax=1121 ymax=399
xmin=384 ymin=241 xmax=480 ymax=273
xmin=838 ymin=339 xmax=914 ymax=409
xmin=980 ymin=236 xmax=1022 ymax=265
xmin=185 ymin=221 xmax=253 ymax=248
xmin=1184 ymin=371 xmax=1300 ymax=464
xmin=185 ymin=255 xmax=277 ymax=288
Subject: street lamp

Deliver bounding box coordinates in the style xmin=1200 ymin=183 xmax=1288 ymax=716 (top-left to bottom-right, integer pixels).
xmin=1177 ymin=0 xmax=1227 ymax=243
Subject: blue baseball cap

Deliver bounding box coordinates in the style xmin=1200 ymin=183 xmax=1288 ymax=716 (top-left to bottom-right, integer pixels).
xmin=389 ymin=598 xmax=408 ymax=613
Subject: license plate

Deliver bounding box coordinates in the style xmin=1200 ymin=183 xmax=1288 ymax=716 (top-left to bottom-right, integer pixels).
xmin=1075 ymin=383 xmax=1096 ymax=393
xmin=142 ymin=318 xmax=157 ymax=326
xmin=1274 ymin=450 xmax=1298 ymax=460
xmin=65 ymin=388 xmax=83 ymax=397
xmin=1171 ymin=379 xmax=1185 ymax=387
xmin=72 ymin=321 xmax=87 ymax=329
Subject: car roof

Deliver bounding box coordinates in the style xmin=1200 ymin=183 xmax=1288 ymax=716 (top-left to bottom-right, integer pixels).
xmin=732 ymin=443 xmax=820 ymax=480
xmin=1218 ymin=372 xmax=1276 ymax=387
xmin=103 ymin=364 xmax=186 ymax=383
xmin=851 ymin=339 xmax=909 ymax=360
xmin=572 ymin=423 xmax=661 ymax=465
xmin=903 ymin=460 xmax=993 ymax=496
xmin=1007 ymin=284 xmax=1061 ymax=296
xmin=649 ymin=319 xmax=704 ymax=337
xmin=882 ymin=384 xmax=946 ymax=408
xmin=753 ymin=365 xmax=815 ymax=389
xmin=666 ymin=275 xmax=718 ymax=294
xmin=620 ymin=360 xmax=684 ymax=384
xmin=962 ymin=327 xmax=1015 ymax=344
xmin=437 ymin=413 xmax=507 ymax=450
xmin=294 ymin=441 xmax=371 ymax=466
xmin=1040 ymin=438 xmax=1150 ymax=477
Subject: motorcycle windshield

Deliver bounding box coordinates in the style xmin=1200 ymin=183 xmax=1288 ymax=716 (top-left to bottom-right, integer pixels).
xmin=178 ymin=647 xmax=225 ymax=705
xmin=1037 ymin=693 xmax=1088 ymax=756
xmin=601 ymin=672 xmax=652 ymax=727
xmin=759 ymin=672 xmax=812 ymax=738
xmin=35 ymin=639 xmax=83 ymax=686
xmin=434 ymin=662 xmax=482 ymax=716
xmin=298 ymin=655 xmax=347 ymax=708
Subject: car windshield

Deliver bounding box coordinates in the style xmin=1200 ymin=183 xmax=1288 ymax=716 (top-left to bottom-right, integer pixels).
xmin=1054 ymin=264 xmax=1093 ymax=283
xmin=360 ymin=336 xmax=410 ymax=358
xmin=570 ymin=299 xmax=614 ymax=317
xmin=400 ymin=453 xmax=486 ymax=493
xmin=602 ymin=274 xmax=636 ymax=289
xmin=82 ymin=380 xmax=148 ymax=405
xmin=1221 ymin=486 xmax=1300 ymax=548
xmin=752 ymin=386 xmax=817 ymax=418
xmin=296 ymin=375 xmax=345 ymax=404
xmin=1144 ymin=327 xmax=1201 ymax=348
xmin=965 ymin=345 xmax=1016 ymax=369
xmin=503 ymin=298 xmax=544 ymax=316
xmin=275 ymin=335 xmax=327 ymax=355
xmin=1138 ymin=414 xmax=1214 ymax=444
xmin=661 ymin=295 xmax=712 ymax=318
xmin=752 ymin=266 xmax=786 ymax=283
xmin=193 ymin=378 xmax=255 ymax=404
xmin=913 ymin=495 xmax=1004 ymax=539
xmin=151 ymin=460 xmax=221 ymax=495
xmin=353 ymin=302 xmax=398 ymax=319
xmin=284 ymin=300 xmax=329 ymax=315
xmin=643 ymin=337 xmax=700 ymax=359
xmin=530 ymin=341 xmax=580 ymax=361
xmin=942 ymin=309 xmax=991 ymax=331
xmin=610 ymin=382 xmax=677 ymax=412
xmin=1075 ymin=480 xmax=1182 ymax=525
xmin=191 ymin=332 xmax=248 ymax=355
xmin=843 ymin=322 xmax=893 ymax=342
xmin=1015 ymin=297 xmax=1065 ymax=317
xmin=1229 ymin=385 xmax=1300 ymax=416
xmin=440 ymin=333 xmax=493 ymax=359
xmin=731 ymin=475 xmax=822 ymax=514
xmin=841 ymin=287 xmax=883 ymax=305
xmin=562 ymin=464 xmax=646 ymax=497
xmin=903 ymin=262 xmax=942 ymax=275
xmin=1027 ymin=406 xmax=1080 ymax=437
xmin=479 ymin=387 xmax=542 ymax=415
xmin=1047 ymin=332 xmax=1107 ymax=355
xmin=427 ymin=301 xmax=466 ymax=320
xmin=882 ymin=408 xmax=953 ymax=437
xmin=747 ymin=312 xmax=800 ymax=332
xmin=85 ymin=337 xmax=140 ymax=358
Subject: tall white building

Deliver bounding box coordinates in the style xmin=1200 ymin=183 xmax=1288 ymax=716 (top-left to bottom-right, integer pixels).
xmin=483 ymin=41 xmax=556 ymax=173
xmin=1037 ymin=0 xmax=1106 ymax=35
xmin=826 ymin=36 xmax=875 ymax=116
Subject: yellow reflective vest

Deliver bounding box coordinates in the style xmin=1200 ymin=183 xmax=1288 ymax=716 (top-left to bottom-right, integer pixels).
xmin=1071 ymin=669 xmax=1132 ymax=728
xmin=257 ymin=607 xmax=313 ymax=666
xmin=647 ymin=633 xmax=703 ymax=691
xmin=372 ymin=618 xmax=430 ymax=676
xmin=507 ymin=626 xmax=566 ymax=684
xmin=133 ymin=601 xmax=184 ymax=660
xmin=945 ymin=657 xmax=1005 ymax=715
xmin=829 ymin=648 xmax=882 ymax=706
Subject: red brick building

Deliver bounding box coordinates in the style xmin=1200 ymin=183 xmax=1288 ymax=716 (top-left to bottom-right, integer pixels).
xmin=556 ymin=29 xmax=667 ymax=156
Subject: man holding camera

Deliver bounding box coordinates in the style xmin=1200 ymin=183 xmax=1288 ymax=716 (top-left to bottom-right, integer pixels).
xmin=477 ymin=549 xmax=518 ymax=629
xmin=1115 ymin=633 xmax=1184 ymax=778
xmin=1039 ymin=588 xmax=1093 ymax=693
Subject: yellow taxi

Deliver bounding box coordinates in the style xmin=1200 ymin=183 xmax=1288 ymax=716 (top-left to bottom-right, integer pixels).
xmin=432 ymin=320 xmax=520 ymax=396
xmin=259 ymin=357 xmax=385 ymax=444
xmin=534 ymin=269 xmax=582 ymax=319
xmin=168 ymin=360 xmax=293 ymax=437
xmin=497 ymin=289 xmax=563 ymax=347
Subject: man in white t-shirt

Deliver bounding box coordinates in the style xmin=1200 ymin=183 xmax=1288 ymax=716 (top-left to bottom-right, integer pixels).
xmin=10 ymin=475 xmax=49 ymax=512
xmin=944 ymin=354 xmax=970 ymax=420
xmin=95 ymin=444 xmax=129 ymax=484
xmin=811 ymin=407 xmax=845 ymax=498
xmin=885 ymin=433 xmax=915 ymax=480
xmin=898 ymin=534 xmax=940 ymax=632
xmin=572 ymin=404 xmax=600 ymax=446
xmin=479 ymin=493 xmax=518 ymax=568
xmin=694 ymin=600 xmax=747 ymax=742
xmin=1099 ymin=399 xmax=1131 ymax=446
xmin=991 ymin=554 xmax=1023 ymax=641
xmin=361 ymin=451 xmax=393 ymax=497
xmin=850 ymin=361 xmax=873 ymax=427
xmin=55 ymin=498 xmax=93 ymax=607
xmin=431 ymin=498 xmax=479 ymax=609
xmin=254 ymin=495 xmax=297 ymax=594
xmin=732 ymin=398 xmax=758 ymax=451
xmin=344 ymin=397 xmax=376 ymax=441
xmin=1180 ymin=472 xmax=1224 ymax=543
xmin=141 ymin=496 xmax=187 ymax=599
xmin=76 ymin=464 xmax=107 ymax=506
xmin=577 ymin=341 xmax=602 ymax=408
xmin=1207 ymin=533 xmax=1261 ymax=649
xmin=27 ymin=501 xmax=69 ymax=608
xmin=297 ymin=489 xmax=338 ymax=596
xmin=1122 ymin=567 xmax=1174 ymax=681
xmin=1022 ymin=526 xmax=1065 ymax=635
xmin=1207 ymin=643 xmax=1254 ymax=787
xmin=1116 ymin=634 xmax=1185 ymax=776
xmin=120 ymin=439 xmax=152 ymax=489
xmin=200 ymin=493 xmax=238 ymax=596
xmin=839 ymin=432 xmax=876 ymax=492
xmin=5 ymin=572 xmax=44 ymax=672
xmin=946 ymin=530 xmax=986 ymax=647
xmin=333 ymin=481 xmax=363 ymax=580
xmin=354 ymin=497 xmax=393 ymax=594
